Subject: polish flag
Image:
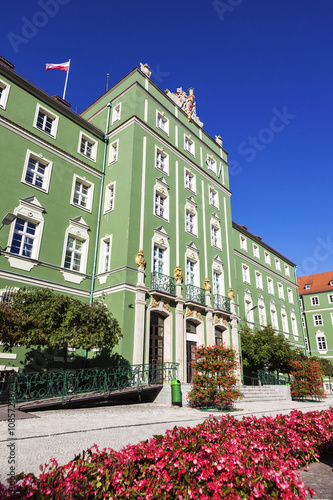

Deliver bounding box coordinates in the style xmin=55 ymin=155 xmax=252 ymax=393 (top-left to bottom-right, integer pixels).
xmin=45 ymin=61 xmax=70 ymax=72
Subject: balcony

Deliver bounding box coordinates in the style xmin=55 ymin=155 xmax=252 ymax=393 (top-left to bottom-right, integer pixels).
xmin=151 ymin=272 xmax=176 ymax=295
xmin=213 ymin=294 xmax=231 ymax=313
xmin=185 ymin=284 xmax=206 ymax=305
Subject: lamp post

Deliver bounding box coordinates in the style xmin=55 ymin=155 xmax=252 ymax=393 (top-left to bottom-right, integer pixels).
xmin=0 ymin=212 xmax=16 ymax=251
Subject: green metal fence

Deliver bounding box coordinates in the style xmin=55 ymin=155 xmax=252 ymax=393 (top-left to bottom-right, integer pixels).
xmin=257 ymin=370 xmax=289 ymax=385
xmin=9 ymin=362 xmax=179 ymax=404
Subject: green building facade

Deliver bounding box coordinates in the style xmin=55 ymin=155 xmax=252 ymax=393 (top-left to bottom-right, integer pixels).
xmin=0 ymin=57 xmax=305 ymax=380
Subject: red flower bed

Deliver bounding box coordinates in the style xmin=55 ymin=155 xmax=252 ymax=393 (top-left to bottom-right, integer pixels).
xmin=1 ymin=408 xmax=333 ymax=499
xmin=290 ymin=359 xmax=326 ymax=400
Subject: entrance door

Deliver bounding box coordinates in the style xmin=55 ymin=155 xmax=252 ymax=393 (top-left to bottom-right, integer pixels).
xmin=149 ymin=313 xmax=164 ymax=383
xmin=186 ymin=341 xmax=196 ymax=383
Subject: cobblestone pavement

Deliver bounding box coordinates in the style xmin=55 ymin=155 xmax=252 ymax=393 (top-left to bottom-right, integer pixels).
xmin=0 ymin=398 xmax=332 ymax=497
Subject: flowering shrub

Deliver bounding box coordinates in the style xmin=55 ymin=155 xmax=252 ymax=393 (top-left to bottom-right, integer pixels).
xmin=290 ymin=359 xmax=326 ymax=400
xmin=2 ymin=408 xmax=333 ymax=499
xmin=188 ymin=344 xmax=243 ymax=409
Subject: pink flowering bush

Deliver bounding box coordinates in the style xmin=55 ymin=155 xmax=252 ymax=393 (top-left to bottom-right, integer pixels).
xmin=188 ymin=344 xmax=243 ymax=409
xmin=1 ymin=408 xmax=333 ymax=499
xmin=290 ymin=359 xmax=326 ymax=400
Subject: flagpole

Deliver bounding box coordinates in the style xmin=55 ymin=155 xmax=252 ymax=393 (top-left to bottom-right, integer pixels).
xmin=62 ymin=59 xmax=71 ymax=100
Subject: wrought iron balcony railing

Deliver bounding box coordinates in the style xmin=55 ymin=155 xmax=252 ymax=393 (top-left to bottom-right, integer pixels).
xmin=185 ymin=284 xmax=206 ymax=305
xmin=213 ymin=294 xmax=231 ymax=313
xmin=151 ymin=272 xmax=176 ymax=295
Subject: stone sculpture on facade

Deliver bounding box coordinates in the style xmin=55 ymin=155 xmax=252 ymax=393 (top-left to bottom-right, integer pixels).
xmin=165 ymin=87 xmax=203 ymax=127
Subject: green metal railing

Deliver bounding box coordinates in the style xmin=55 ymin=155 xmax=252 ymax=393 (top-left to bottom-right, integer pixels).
xmin=213 ymin=294 xmax=231 ymax=312
xmin=10 ymin=362 xmax=179 ymax=404
xmin=151 ymin=272 xmax=176 ymax=295
xmin=185 ymin=284 xmax=206 ymax=305
xmin=257 ymin=370 xmax=289 ymax=385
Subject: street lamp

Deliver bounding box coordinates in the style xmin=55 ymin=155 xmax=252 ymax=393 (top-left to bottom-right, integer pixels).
xmin=0 ymin=212 xmax=16 ymax=230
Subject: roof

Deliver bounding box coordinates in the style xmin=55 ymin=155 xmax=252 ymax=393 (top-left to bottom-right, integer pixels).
xmin=297 ymin=271 xmax=333 ymax=295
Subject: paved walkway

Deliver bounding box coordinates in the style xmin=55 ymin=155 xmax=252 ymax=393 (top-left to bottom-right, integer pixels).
xmin=0 ymin=398 xmax=332 ymax=497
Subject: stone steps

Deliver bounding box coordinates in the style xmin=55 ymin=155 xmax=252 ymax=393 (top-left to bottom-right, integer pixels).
xmin=240 ymin=385 xmax=291 ymax=402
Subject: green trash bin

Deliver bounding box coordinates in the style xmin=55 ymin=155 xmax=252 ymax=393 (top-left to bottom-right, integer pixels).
xmin=171 ymin=379 xmax=182 ymax=407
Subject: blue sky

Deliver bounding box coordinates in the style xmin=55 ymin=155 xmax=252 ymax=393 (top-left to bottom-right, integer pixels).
xmin=2 ymin=0 xmax=333 ymax=277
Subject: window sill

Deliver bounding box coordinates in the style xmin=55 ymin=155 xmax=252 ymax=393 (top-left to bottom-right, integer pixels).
xmin=60 ymin=269 xmax=86 ymax=284
xmin=157 ymin=127 xmax=169 ymax=137
xmin=185 ymin=230 xmax=197 ymax=238
xmin=70 ymin=202 xmax=92 ymax=213
xmin=21 ymin=181 xmax=48 ymax=194
xmin=78 ymin=151 xmax=96 ymax=163
xmin=154 ymin=214 xmax=169 ymax=223
xmin=33 ymin=125 xmax=56 ymax=139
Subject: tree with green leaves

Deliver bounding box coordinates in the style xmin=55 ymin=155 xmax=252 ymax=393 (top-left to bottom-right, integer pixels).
xmin=240 ymin=324 xmax=294 ymax=374
xmin=9 ymin=287 xmax=122 ymax=368
xmin=0 ymin=302 xmax=44 ymax=351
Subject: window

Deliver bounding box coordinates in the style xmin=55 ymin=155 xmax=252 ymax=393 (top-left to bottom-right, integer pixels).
xmin=185 ymin=169 xmax=196 ymax=192
xmin=185 ymin=245 xmax=199 ymax=288
xmin=287 ymin=288 xmax=294 ymax=304
xmin=185 ymin=198 xmax=197 ymax=236
xmin=305 ymin=284 xmax=311 ymax=290
xmin=240 ymin=236 xmax=247 ymax=252
xmin=330 ymin=280 xmax=333 ymax=286
xmin=255 ymin=271 xmax=263 ymax=289
xmin=154 ymin=178 xmax=169 ymax=221
xmin=328 ymin=294 xmax=333 ymax=304
xmin=213 ymin=271 xmax=220 ymax=296
xmin=155 ymin=147 xmax=168 ymax=174
xmin=104 ymin=182 xmax=115 ymax=213
xmin=210 ymin=215 xmax=221 ymax=249
xmin=284 ymin=264 xmax=290 ymax=276
xmin=311 ymin=296 xmax=319 ymax=306
xmin=10 ymin=218 xmax=36 ymax=258
xmin=331 ymin=312 xmax=333 ymax=325
xmin=109 ymin=140 xmax=119 ymax=164
xmin=186 ymin=210 xmax=194 ymax=234
xmin=206 ymin=155 xmax=217 ymax=173
xmin=264 ymin=251 xmax=271 ymax=265
xmin=0 ymin=79 xmax=10 ymax=110
xmin=33 ymin=104 xmax=59 ymax=138
xmin=71 ymin=176 xmax=94 ymax=212
xmin=270 ymin=304 xmax=278 ymax=330
xmin=316 ymin=333 xmax=327 ymax=352
xmin=245 ymin=293 xmax=254 ymax=325
xmin=153 ymin=245 xmax=164 ymax=274
xmin=301 ymin=316 xmax=305 ymax=328
xmin=61 ymin=217 xmax=89 ymax=283
xmin=156 ymin=111 xmax=169 ymax=134
xmin=184 ymin=135 xmax=195 ymax=155
xmin=209 ymin=187 xmax=219 ymax=208
xmin=278 ymin=283 xmax=284 ymax=300
xmin=281 ymin=310 xmax=289 ymax=334
xmin=267 ymin=277 xmax=274 ymax=295
xmin=112 ymin=103 xmax=121 ymax=124
xmin=21 ymin=150 xmax=53 ymax=193
xmin=64 ymin=236 xmax=84 ymax=271
xmin=186 ymin=259 xmax=195 ymax=285
xmin=291 ymin=311 xmax=298 ymax=338
xmin=242 ymin=264 xmax=250 ymax=284
xmin=313 ymin=314 xmax=323 ymax=326
xmin=259 ymin=301 xmax=267 ymax=327
xmin=275 ymin=258 xmax=281 ymax=271
xmin=253 ymin=244 xmax=259 ymax=258
xmin=78 ymin=132 xmax=97 ymax=161
xmin=99 ymin=236 xmax=112 ymax=273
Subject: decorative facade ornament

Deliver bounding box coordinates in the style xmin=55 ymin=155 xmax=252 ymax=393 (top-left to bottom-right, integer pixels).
xmin=215 ymin=135 xmax=223 ymax=147
xmin=140 ymin=62 xmax=151 ymax=78
xmin=151 ymin=298 xmax=160 ymax=308
xmin=228 ymin=286 xmax=235 ymax=301
xmin=135 ymin=249 xmax=146 ymax=270
xmin=214 ymin=315 xmax=221 ymax=324
xmin=222 ymin=318 xmax=228 ymax=327
xmin=196 ymin=311 xmax=202 ymax=321
xmin=186 ymin=307 xmax=194 ymax=317
xmin=174 ymin=266 xmax=183 ymax=282
xmin=163 ymin=301 xmax=171 ymax=312
xmin=204 ymin=277 xmax=211 ymax=292
xmin=165 ymin=87 xmax=203 ymax=127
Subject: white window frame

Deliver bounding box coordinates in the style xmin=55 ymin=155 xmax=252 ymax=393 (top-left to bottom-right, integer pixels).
xmin=313 ymin=314 xmax=323 ymax=326
xmin=240 ymin=235 xmax=247 ymax=252
xmin=331 ymin=312 xmax=333 ymax=325
xmin=7 ymin=197 xmax=44 ymax=271
xmin=275 ymin=258 xmax=281 ymax=271
xmin=109 ymin=139 xmax=119 ymax=164
xmin=270 ymin=303 xmax=279 ymax=330
xmin=33 ymin=103 xmax=59 ymax=138
xmin=291 ymin=310 xmax=298 ymax=338
xmin=245 ymin=291 xmax=254 ymax=325
xmin=264 ymin=251 xmax=271 ymax=265
xmin=0 ymin=79 xmax=11 ymax=110
xmin=328 ymin=294 xmax=333 ymax=304
xmin=284 ymin=264 xmax=290 ymax=277
xmin=278 ymin=283 xmax=284 ymax=300
xmin=154 ymin=178 xmax=169 ymax=221
xmin=316 ymin=331 xmax=327 ymax=353
xmin=184 ymin=135 xmax=195 ymax=156
xmin=281 ymin=307 xmax=289 ymax=334
xmin=78 ymin=131 xmax=98 ymax=162
xmin=253 ymin=243 xmax=259 ymax=259
xmin=156 ymin=110 xmax=169 ymax=135
xmin=267 ymin=277 xmax=274 ymax=295
xmin=287 ymin=287 xmax=294 ymax=304
xmin=112 ymin=103 xmax=122 ymax=124
xmin=104 ymin=181 xmax=115 ymax=213
xmin=185 ymin=198 xmax=198 ymax=236
xmin=242 ymin=264 xmax=250 ymax=284
xmin=21 ymin=150 xmax=53 ymax=193
xmin=210 ymin=214 xmax=221 ymax=249
xmin=255 ymin=271 xmax=263 ymax=290
xmin=258 ymin=298 xmax=267 ymax=327
xmin=206 ymin=155 xmax=217 ymax=174
xmin=61 ymin=218 xmax=89 ymax=280
xmin=185 ymin=249 xmax=200 ymax=289
xmin=70 ymin=175 xmax=94 ymax=213
xmin=152 ymin=228 xmax=170 ymax=277
xmin=185 ymin=169 xmax=196 ymax=193
xmin=99 ymin=235 xmax=112 ymax=274
xmin=311 ymin=296 xmax=320 ymax=306
xmin=209 ymin=186 xmax=219 ymax=209
xmin=155 ymin=146 xmax=169 ymax=174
